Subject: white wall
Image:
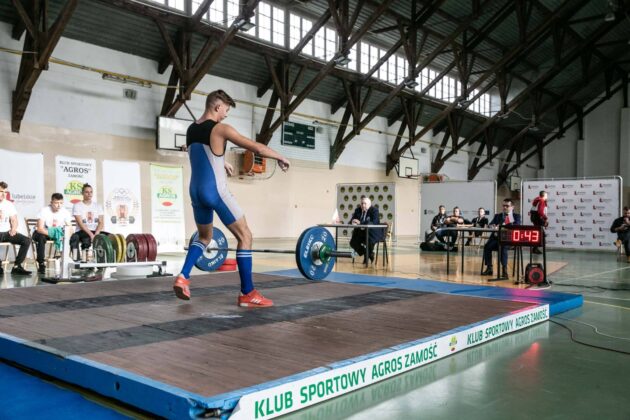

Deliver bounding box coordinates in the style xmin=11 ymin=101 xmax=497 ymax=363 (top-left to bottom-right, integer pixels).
xmin=542 ymin=84 xmax=629 ymax=205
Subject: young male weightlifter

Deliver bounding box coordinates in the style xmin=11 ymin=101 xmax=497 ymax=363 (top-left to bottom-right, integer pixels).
xmin=174 ymin=90 xmax=290 ymax=307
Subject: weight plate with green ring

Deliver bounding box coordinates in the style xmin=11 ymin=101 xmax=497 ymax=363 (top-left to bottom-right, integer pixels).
xmin=93 ymin=234 xmax=114 ymax=264
xmin=295 ymin=226 xmax=335 ymax=281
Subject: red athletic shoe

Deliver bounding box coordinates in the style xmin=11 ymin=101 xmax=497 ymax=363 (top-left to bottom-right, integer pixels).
xmin=238 ymin=289 xmax=274 ymax=307
xmin=173 ymin=275 xmax=191 ymax=300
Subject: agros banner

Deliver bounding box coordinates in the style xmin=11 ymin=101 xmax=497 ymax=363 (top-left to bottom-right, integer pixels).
xmin=55 ymin=156 xmax=97 ymax=210
xmin=522 ymin=178 xmax=621 ymax=250
xmin=230 ymin=305 xmax=549 ymax=419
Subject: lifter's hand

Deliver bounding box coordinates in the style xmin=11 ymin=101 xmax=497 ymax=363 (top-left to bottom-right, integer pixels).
xmin=224 ymin=161 xmax=234 ymax=177
xmin=278 ymin=157 xmax=290 ymax=172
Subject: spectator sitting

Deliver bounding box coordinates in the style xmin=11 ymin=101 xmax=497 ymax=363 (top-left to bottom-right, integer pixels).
xmin=610 ymin=206 xmax=630 ymax=263
xmin=425 ymin=205 xmax=448 ymax=243
xmin=0 ymin=181 xmax=32 ymax=275
xmin=466 ymin=207 xmax=489 ymax=246
xmin=442 ymin=207 xmax=469 ymax=249
xmin=70 ymin=183 xmax=104 ymax=261
xmin=32 ymin=193 xmax=73 ymax=274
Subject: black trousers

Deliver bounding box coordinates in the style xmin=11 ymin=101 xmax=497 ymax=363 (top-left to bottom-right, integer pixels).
xmin=618 ymin=231 xmax=630 ymax=255
xmin=483 ymin=236 xmax=509 ymax=267
xmin=31 ymin=231 xmax=51 ymax=264
xmin=0 ymin=231 xmax=31 ymax=266
xmin=350 ymin=229 xmax=375 ymax=257
xmin=70 ymin=230 xmax=96 ymax=251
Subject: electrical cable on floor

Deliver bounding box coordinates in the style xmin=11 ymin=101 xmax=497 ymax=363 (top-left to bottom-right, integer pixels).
xmin=554 ymin=316 xmax=630 ymax=341
xmin=552 ymin=283 xmax=630 ymax=292
xmin=549 ymin=319 xmax=630 ymax=355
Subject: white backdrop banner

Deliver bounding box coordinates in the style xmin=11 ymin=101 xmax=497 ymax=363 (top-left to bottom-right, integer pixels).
xmin=521 ymin=177 xmax=622 ymax=251
xmin=0 ymin=149 xmax=44 ymax=233
xmin=150 ymin=164 xmax=185 ymax=252
xmin=102 ymin=160 xmax=142 ymax=235
xmin=420 ymin=180 xmax=497 ymax=239
xmin=55 ymin=156 xmax=97 ymax=210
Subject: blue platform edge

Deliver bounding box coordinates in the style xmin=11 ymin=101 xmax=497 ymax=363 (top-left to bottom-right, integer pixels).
xmin=266 ymin=269 xmax=583 ymax=316
xmin=0 ymin=271 xmax=582 ymax=419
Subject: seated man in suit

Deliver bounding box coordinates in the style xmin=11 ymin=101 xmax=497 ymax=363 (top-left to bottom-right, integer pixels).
xmin=482 ymin=198 xmax=521 ymax=278
xmin=349 ymin=195 xmax=381 ymax=263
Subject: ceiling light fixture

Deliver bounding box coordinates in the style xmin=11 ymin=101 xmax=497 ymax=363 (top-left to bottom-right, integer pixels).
xmin=333 ymin=54 xmax=352 ymax=66
xmin=403 ymin=79 xmax=419 ymax=88
xmin=234 ymin=17 xmax=255 ymax=31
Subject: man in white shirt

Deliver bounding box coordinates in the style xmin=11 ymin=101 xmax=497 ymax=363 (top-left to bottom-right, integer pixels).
xmin=0 ymin=181 xmax=32 ymax=275
xmin=70 ymin=183 xmax=104 ymax=261
xmin=33 ymin=193 xmax=73 ymax=274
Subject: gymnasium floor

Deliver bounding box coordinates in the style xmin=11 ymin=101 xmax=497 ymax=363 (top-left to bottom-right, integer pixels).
xmin=1 ymin=237 xmax=629 ymax=419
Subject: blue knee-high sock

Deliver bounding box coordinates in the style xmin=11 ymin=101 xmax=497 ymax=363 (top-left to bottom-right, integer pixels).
xmin=180 ymin=240 xmax=205 ymax=279
xmin=236 ymin=250 xmax=253 ymax=294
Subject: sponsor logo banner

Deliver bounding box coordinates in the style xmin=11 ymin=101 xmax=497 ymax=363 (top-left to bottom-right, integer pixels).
xmin=150 ymin=164 xmax=185 ymax=252
xmin=522 ymin=178 xmax=620 ymax=250
xmin=0 ymin=149 xmax=44 ymax=234
xmin=55 ymin=156 xmax=97 ymax=210
xmin=103 ymin=160 xmax=142 ymax=235
xmin=231 ymin=306 xmax=549 ymax=420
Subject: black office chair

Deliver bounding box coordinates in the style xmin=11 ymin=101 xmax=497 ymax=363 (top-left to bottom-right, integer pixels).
xmin=374 ymin=222 xmax=392 ymax=267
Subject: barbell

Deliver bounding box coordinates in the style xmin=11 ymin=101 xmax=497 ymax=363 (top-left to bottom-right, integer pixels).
xmin=190 ymin=226 xmax=355 ymax=280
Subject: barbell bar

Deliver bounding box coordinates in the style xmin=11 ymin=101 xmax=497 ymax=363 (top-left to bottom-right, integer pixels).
xmin=190 ymin=226 xmax=356 ymax=280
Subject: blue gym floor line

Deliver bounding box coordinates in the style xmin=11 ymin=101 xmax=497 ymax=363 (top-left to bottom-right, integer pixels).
xmin=0 ymin=361 xmax=128 ymax=419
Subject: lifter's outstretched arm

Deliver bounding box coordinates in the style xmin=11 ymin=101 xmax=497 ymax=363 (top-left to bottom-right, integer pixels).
xmin=216 ymin=124 xmax=290 ymax=171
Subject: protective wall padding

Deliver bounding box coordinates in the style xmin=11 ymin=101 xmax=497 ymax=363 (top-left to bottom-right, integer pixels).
xmin=337 ymin=183 xmax=395 ymax=237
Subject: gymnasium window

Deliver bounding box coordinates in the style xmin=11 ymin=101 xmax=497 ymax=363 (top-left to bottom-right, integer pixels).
xmin=257 ymin=2 xmax=271 ymax=41
xmin=209 ymin=0 xmax=224 ymax=23
xmin=272 ymin=7 xmax=285 ymax=46
xmin=289 ymin=13 xmax=301 ymax=49
xmin=226 ymin=0 xmax=239 ymax=26
xmin=345 ymin=45 xmax=357 ymax=71
xmin=360 ymin=42 xmax=370 ymax=74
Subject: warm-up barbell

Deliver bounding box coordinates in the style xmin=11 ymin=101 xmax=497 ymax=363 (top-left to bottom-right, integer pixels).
xmin=190 ymin=226 xmax=355 ymax=280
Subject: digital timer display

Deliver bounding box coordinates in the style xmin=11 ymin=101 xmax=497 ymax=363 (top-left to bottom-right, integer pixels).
xmin=499 ymin=225 xmax=543 ymax=246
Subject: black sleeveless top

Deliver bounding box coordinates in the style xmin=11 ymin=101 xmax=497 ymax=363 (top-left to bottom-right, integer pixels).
xmin=186 ymin=120 xmax=226 ymax=156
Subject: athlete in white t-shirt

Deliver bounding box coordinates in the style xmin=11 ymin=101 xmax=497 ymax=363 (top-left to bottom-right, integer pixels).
xmin=0 ymin=181 xmax=32 ymax=275
xmin=33 ymin=193 xmax=73 ymax=273
xmin=70 ymin=184 xmax=104 ymax=261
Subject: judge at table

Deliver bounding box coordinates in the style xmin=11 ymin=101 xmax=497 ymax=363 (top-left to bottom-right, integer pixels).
xmin=482 ymin=198 xmax=521 ymax=278
xmin=349 ymin=196 xmax=382 ymax=263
